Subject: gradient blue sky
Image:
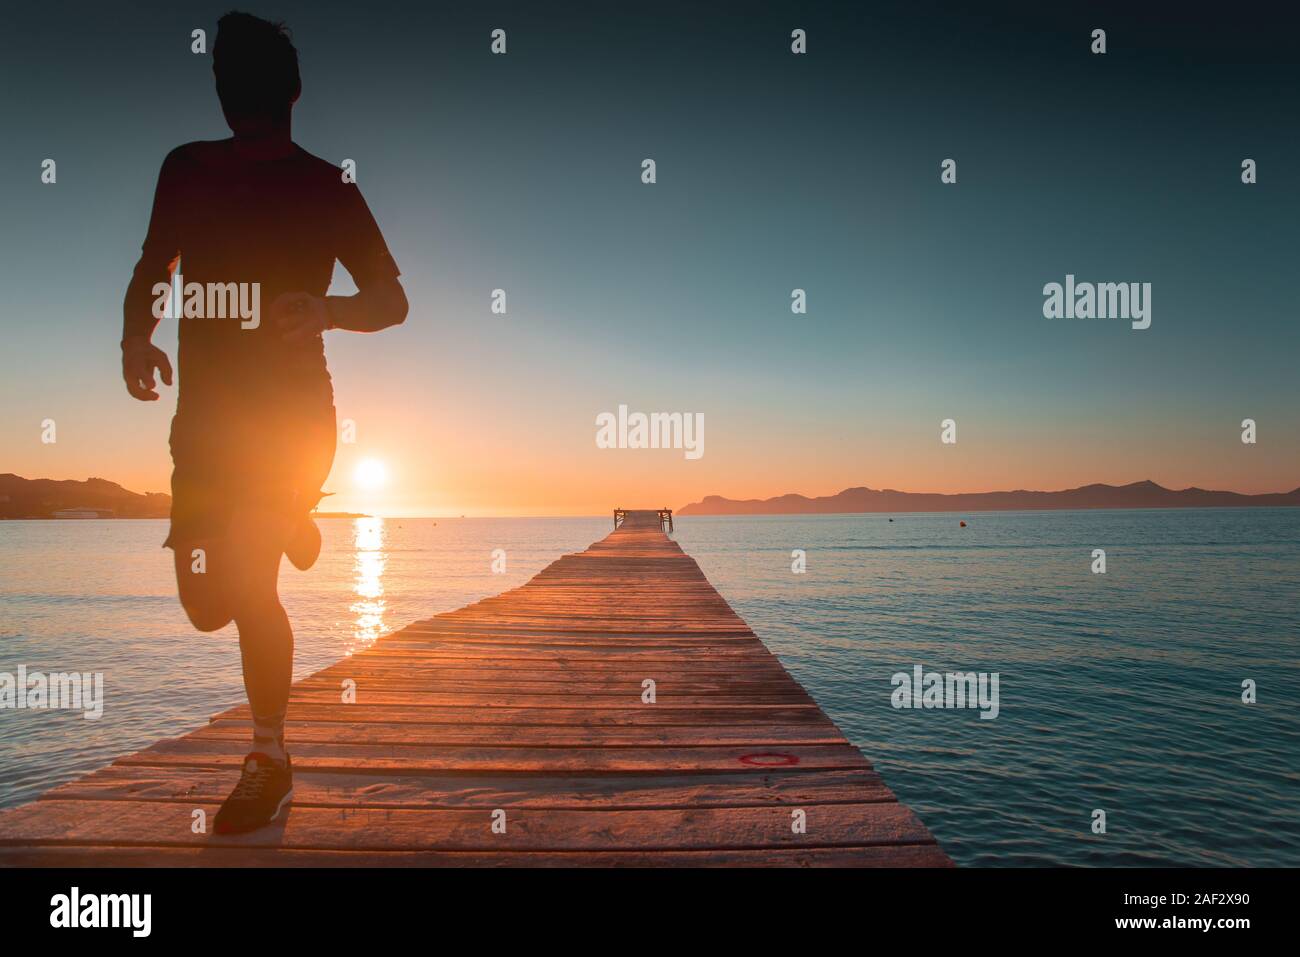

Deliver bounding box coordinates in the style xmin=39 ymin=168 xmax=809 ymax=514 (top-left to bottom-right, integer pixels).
xmin=2 ymin=1 xmax=1297 ymax=514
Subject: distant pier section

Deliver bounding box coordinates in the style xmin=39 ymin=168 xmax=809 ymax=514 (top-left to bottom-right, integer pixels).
xmin=614 ymin=507 xmax=672 ymax=533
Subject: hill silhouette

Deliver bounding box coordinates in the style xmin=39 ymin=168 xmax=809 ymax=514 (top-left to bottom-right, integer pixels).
xmin=678 ymin=480 xmax=1300 ymax=515
xmin=0 ymin=474 xmax=170 ymax=519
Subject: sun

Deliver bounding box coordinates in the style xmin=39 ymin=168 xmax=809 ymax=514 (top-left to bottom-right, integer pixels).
xmin=353 ymin=457 xmax=389 ymax=491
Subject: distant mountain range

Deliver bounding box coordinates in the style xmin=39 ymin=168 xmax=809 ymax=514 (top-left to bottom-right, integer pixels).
xmin=678 ymin=481 xmax=1300 ymax=515
xmin=0 ymin=474 xmax=170 ymax=519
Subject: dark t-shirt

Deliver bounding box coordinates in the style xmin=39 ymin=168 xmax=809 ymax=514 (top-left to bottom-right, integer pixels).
xmin=125 ymin=140 xmax=399 ymax=420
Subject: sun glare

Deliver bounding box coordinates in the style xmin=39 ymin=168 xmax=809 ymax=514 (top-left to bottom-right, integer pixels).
xmin=354 ymin=457 xmax=389 ymax=491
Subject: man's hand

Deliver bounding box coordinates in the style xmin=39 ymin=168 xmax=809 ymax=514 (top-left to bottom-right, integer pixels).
xmin=121 ymin=337 xmax=173 ymax=401
xmin=272 ymin=292 xmax=331 ymax=344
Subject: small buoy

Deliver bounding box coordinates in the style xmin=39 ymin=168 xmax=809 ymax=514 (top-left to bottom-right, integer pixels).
xmin=888 ymin=518 xmax=894 ymax=522
xmin=959 ymin=520 xmax=967 ymax=527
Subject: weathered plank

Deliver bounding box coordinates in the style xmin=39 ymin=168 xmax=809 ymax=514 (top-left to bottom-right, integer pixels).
xmin=35 ymin=766 xmax=896 ymax=809
xmin=190 ymin=719 xmax=849 ymax=747
xmin=0 ymin=844 xmax=953 ymax=868
xmin=113 ymin=738 xmax=876 ymax=773
xmin=0 ymin=799 xmax=934 ymax=851
xmin=211 ymin=704 xmax=831 ymax=725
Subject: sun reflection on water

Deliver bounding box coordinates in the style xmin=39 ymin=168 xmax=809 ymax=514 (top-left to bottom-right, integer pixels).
xmin=349 ymin=516 xmax=387 ymax=653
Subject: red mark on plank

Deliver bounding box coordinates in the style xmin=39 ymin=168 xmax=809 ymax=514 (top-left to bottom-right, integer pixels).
xmin=739 ymin=752 xmax=800 ymax=767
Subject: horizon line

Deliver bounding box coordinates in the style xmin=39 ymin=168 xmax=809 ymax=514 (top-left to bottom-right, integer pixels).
xmin=5 ymin=472 xmax=1300 ymax=519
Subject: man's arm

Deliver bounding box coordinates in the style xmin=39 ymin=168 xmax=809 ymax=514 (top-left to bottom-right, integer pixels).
xmin=272 ymin=278 xmax=408 ymax=344
xmin=327 ymin=277 xmax=409 ymax=332
xmin=121 ymin=152 xmax=182 ymax=401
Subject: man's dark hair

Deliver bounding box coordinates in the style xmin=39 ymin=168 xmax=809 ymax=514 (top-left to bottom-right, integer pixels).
xmin=213 ymin=11 xmax=301 ymax=118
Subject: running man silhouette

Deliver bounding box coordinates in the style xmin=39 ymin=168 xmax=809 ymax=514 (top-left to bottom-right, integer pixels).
xmin=121 ymin=12 xmax=408 ymax=834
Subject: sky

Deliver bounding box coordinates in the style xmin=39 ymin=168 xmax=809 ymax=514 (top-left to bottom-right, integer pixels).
xmin=1 ymin=1 xmax=1297 ymax=516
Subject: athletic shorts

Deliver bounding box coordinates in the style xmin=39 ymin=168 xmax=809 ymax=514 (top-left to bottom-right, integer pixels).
xmin=162 ymin=404 xmax=337 ymax=549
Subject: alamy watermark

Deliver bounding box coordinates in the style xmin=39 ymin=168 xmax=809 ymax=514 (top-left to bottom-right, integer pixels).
xmin=50 ymin=887 xmax=150 ymax=937
xmin=595 ymin=404 xmax=704 ymax=459
xmin=151 ymin=273 xmax=260 ymax=329
xmin=0 ymin=665 xmax=104 ymax=719
xmin=891 ymin=664 xmax=1000 ymax=720
xmin=1043 ymin=274 xmax=1150 ymax=330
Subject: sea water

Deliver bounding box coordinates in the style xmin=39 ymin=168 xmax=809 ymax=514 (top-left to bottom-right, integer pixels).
xmin=1 ymin=509 xmax=1297 ymax=866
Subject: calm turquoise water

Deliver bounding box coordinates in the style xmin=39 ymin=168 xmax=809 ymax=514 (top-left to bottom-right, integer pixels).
xmin=675 ymin=509 xmax=1300 ymax=867
xmin=2 ymin=509 xmax=1297 ymax=866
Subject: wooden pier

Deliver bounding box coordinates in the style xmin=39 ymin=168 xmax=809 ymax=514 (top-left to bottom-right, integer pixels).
xmin=0 ymin=510 xmax=949 ymax=866
xmin=614 ymin=507 xmax=672 ymax=532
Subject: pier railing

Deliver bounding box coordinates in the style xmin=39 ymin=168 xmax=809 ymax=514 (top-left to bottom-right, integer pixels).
xmin=614 ymin=507 xmax=673 ymax=533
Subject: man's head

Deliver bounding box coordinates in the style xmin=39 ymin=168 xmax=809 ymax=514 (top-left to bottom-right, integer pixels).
xmin=213 ymin=11 xmax=301 ymax=135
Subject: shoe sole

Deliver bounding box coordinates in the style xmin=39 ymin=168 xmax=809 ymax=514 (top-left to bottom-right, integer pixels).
xmin=271 ymin=786 xmax=294 ymax=822
xmin=286 ymin=521 xmax=321 ymax=571
xmin=286 ymin=546 xmax=319 ymax=571
xmin=214 ymin=787 xmax=294 ymax=836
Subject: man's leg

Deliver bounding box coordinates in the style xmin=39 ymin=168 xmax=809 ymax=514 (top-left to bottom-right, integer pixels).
xmin=212 ymin=507 xmax=297 ymax=834
xmin=173 ymin=538 xmax=233 ymax=633
xmin=226 ymin=506 xmax=295 ymax=763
